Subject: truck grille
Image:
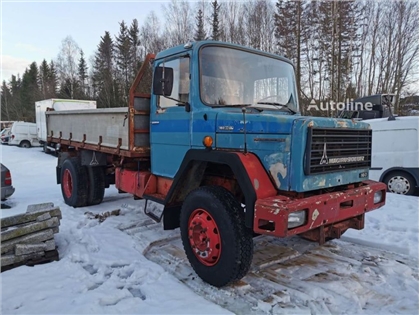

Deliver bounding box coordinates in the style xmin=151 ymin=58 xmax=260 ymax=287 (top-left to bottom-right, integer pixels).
xmin=305 ymin=128 xmax=372 ymax=175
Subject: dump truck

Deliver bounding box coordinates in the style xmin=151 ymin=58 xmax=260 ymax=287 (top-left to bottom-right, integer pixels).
xmin=36 ymin=99 xmax=97 ymax=153
xmin=47 ymin=41 xmax=387 ymax=287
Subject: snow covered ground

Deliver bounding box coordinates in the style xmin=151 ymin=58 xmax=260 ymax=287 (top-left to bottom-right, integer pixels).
xmin=1 ymin=145 xmax=418 ymax=314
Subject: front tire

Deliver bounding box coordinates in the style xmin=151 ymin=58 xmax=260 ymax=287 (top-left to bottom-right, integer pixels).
xmin=383 ymin=171 xmax=416 ymax=195
xmin=180 ymin=186 xmax=253 ymax=287
xmin=61 ymin=157 xmax=88 ymax=207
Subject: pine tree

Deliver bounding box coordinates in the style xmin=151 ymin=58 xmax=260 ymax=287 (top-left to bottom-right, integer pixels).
xmin=1 ymin=81 xmax=12 ymax=121
xmin=93 ymin=31 xmax=118 ymax=108
xmin=78 ymin=50 xmax=88 ymax=98
xmin=39 ymin=59 xmax=50 ymax=99
xmin=48 ymin=61 xmax=58 ymax=98
xmin=211 ymin=1 xmax=221 ymax=40
xmin=115 ymin=21 xmax=132 ymax=104
xmin=194 ymin=9 xmax=206 ymax=41
xmin=129 ymin=19 xmax=142 ymax=76
xmin=20 ymin=62 xmax=41 ymax=121
xmin=9 ymin=75 xmax=22 ymax=120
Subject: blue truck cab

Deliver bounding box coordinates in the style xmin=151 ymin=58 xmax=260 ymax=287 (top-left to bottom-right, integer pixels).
xmin=150 ymin=41 xmax=376 ymax=192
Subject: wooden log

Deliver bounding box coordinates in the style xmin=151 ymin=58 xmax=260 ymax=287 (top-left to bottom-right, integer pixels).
xmin=1 ymin=208 xmax=61 ymax=229
xmin=1 ymin=229 xmax=54 ymax=254
xmin=1 ymin=217 xmax=59 ymax=242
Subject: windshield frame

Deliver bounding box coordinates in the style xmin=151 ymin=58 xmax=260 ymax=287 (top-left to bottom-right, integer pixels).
xmin=198 ymin=44 xmax=299 ymax=113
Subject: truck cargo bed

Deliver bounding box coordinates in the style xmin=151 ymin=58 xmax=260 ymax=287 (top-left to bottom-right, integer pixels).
xmin=47 ymin=107 xmax=150 ymax=157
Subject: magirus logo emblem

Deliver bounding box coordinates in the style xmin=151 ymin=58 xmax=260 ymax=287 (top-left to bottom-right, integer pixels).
xmin=319 ymin=142 xmax=365 ymax=165
xmin=320 ymin=143 xmax=329 ymax=165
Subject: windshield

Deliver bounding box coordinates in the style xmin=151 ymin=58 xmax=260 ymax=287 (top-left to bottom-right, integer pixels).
xmin=199 ymin=46 xmax=299 ymax=112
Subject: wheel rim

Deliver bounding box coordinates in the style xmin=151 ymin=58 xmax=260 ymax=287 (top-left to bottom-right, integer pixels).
xmin=63 ymin=169 xmax=73 ymax=198
xmin=388 ymin=175 xmax=410 ymax=194
xmin=188 ymin=208 xmax=221 ymax=266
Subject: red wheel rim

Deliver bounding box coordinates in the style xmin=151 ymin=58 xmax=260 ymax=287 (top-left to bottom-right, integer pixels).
xmin=63 ymin=169 xmax=73 ymax=198
xmin=188 ymin=208 xmax=221 ymax=266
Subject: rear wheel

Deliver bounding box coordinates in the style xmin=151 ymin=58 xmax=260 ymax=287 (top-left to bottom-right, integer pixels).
xmin=383 ymin=171 xmax=416 ymax=195
xmin=180 ymin=186 xmax=253 ymax=287
xmin=87 ymin=166 xmax=105 ymax=205
xmin=61 ymin=157 xmax=88 ymax=207
xmin=43 ymin=143 xmax=50 ymax=153
xmin=20 ymin=140 xmax=31 ymax=148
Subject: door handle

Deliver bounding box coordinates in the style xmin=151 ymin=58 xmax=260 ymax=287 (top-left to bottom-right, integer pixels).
xmin=151 ymin=121 xmax=160 ymax=125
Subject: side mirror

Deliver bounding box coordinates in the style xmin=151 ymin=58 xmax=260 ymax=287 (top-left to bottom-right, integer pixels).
xmin=153 ymin=66 xmax=173 ymax=96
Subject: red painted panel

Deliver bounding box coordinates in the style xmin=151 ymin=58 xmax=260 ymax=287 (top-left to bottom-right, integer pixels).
xmin=115 ymin=168 xmax=171 ymax=199
xmin=115 ymin=168 xmax=151 ymax=197
xmin=156 ymin=177 xmax=173 ymax=196
xmin=233 ymin=152 xmax=277 ymax=199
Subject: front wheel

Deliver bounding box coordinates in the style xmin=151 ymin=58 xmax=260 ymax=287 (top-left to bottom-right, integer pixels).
xmin=383 ymin=171 xmax=416 ymax=195
xmin=180 ymin=186 xmax=253 ymax=287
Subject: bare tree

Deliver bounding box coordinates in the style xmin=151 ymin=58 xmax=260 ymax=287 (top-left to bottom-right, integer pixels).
xmin=163 ymin=0 xmax=194 ymax=47
xmin=56 ymin=36 xmax=80 ymax=99
xmin=141 ymin=11 xmax=165 ymax=55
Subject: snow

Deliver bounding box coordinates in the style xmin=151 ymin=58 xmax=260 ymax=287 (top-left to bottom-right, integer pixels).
xmin=1 ymin=145 xmax=418 ymax=314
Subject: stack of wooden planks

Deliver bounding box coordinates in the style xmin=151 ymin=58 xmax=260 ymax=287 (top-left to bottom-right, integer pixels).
xmin=1 ymin=202 xmax=62 ymax=272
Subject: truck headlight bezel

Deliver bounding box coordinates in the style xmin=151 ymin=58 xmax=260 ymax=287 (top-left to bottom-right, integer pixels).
xmin=373 ymin=190 xmax=384 ymax=204
xmin=288 ymin=210 xmax=307 ymax=229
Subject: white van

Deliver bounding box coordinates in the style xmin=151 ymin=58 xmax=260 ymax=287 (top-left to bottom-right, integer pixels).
xmin=8 ymin=122 xmax=41 ymax=148
xmin=367 ymin=116 xmax=419 ymax=195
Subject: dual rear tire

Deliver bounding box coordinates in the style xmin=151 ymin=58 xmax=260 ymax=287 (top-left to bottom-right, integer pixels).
xmin=60 ymin=157 xmax=105 ymax=207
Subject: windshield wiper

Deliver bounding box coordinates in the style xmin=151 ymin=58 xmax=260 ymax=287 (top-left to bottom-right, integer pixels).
xmin=255 ymin=102 xmax=296 ymax=114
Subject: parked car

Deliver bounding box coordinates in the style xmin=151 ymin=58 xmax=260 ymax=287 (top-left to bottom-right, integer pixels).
xmin=8 ymin=122 xmax=41 ymax=148
xmin=1 ymin=164 xmax=15 ymax=201
xmin=1 ymin=128 xmax=11 ymax=144
xmin=367 ymin=116 xmax=419 ymax=195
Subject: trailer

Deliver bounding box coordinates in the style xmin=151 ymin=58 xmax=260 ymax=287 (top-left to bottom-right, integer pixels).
xmin=36 ymin=99 xmax=96 ymax=153
xmin=48 ymin=42 xmax=387 ymax=287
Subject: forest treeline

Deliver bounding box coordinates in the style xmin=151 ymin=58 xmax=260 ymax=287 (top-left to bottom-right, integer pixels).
xmin=1 ymin=0 xmax=418 ymax=122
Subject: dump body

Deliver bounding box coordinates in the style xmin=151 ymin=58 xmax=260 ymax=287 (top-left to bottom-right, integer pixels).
xmin=47 ymin=103 xmax=150 ymax=157
xmin=36 ymin=99 xmax=97 ymax=144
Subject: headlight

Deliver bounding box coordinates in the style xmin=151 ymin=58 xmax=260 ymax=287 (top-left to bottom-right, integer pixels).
xmin=288 ymin=210 xmax=307 ymax=229
xmin=374 ymin=191 xmax=383 ymax=204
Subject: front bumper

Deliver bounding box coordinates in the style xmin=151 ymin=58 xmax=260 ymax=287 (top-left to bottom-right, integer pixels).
xmin=254 ymin=180 xmax=386 ymax=242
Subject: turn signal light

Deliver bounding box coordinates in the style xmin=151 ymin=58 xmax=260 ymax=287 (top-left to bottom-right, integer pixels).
xmin=203 ymin=136 xmax=213 ymax=148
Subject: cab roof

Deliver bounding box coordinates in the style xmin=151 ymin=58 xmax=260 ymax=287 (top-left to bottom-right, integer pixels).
xmin=154 ymin=41 xmax=294 ymax=66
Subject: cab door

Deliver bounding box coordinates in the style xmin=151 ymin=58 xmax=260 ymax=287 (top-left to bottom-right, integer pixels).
xmin=150 ymin=55 xmax=191 ymax=178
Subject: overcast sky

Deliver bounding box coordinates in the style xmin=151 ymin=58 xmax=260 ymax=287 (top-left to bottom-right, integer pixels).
xmin=1 ymin=1 xmax=165 ymax=82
